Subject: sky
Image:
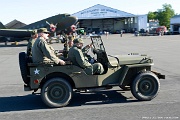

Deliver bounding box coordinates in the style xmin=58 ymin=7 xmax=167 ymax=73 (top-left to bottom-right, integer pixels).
xmin=0 ymin=0 xmax=180 ymax=25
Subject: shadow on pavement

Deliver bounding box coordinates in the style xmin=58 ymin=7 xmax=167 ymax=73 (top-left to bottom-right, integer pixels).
xmin=0 ymin=94 xmax=47 ymax=112
xmin=0 ymin=90 xmax=138 ymax=112
xmin=69 ymin=90 xmax=137 ymax=106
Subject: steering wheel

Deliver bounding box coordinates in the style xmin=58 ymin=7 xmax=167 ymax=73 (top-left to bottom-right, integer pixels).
xmin=91 ymin=47 xmax=100 ymax=55
xmin=83 ymin=43 xmax=93 ymax=54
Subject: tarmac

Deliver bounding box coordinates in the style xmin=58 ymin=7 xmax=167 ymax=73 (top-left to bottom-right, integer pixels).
xmin=0 ymin=33 xmax=179 ymax=120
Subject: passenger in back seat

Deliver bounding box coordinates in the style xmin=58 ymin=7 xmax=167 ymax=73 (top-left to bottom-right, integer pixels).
xmin=32 ymin=28 xmax=66 ymax=65
xmin=27 ymin=29 xmax=38 ymax=57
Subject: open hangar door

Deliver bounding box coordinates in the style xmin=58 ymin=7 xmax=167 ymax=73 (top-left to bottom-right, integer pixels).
xmin=78 ymin=17 xmax=136 ymax=34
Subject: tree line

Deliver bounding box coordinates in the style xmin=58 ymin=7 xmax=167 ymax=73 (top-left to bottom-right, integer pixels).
xmin=148 ymin=3 xmax=176 ymax=29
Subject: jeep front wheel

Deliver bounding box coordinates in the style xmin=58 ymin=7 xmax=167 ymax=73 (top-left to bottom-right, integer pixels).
xmin=131 ymin=72 xmax=160 ymax=101
xmin=41 ymin=78 xmax=72 ymax=108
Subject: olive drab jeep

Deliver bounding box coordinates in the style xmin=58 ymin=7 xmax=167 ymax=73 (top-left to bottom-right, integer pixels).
xmin=19 ymin=35 xmax=165 ymax=108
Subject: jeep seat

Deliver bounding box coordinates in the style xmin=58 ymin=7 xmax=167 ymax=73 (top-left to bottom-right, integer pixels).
xmin=107 ymin=55 xmax=119 ymax=67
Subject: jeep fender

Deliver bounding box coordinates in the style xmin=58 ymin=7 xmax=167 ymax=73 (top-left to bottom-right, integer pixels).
xmin=119 ymin=64 xmax=152 ymax=86
xmin=40 ymin=72 xmax=75 ymax=89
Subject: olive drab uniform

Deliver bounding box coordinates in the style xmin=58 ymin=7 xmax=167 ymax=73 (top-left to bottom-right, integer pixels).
xmin=27 ymin=38 xmax=36 ymax=57
xmin=68 ymin=45 xmax=104 ymax=75
xmin=27 ymin=30 xmax=37 ymax=57
xmin=32 ymin=37 xmax=60 ymax=64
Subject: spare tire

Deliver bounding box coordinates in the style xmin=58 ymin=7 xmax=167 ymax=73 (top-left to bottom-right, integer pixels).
xmin=19 ymin=52 xmax=29 ymax=84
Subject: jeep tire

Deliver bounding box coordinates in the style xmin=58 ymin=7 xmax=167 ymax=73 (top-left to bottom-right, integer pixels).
xmin=131 ymin=72 xmax=160 ymax=101
xmin=41 ymin=78 xmax=72 ymax=108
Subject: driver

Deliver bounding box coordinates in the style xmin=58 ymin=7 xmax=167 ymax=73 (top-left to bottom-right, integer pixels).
xmin=68 ymin=38 xmax=104 ymax=75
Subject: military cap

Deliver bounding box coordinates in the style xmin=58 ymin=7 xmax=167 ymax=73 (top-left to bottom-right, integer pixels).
xmin=73 ymin=38 xmax=84 ymax=44
xmin=37 ymin=28 xmax=50 ymax=33
xmin=31 ymin=29 xmax=37 ymax=35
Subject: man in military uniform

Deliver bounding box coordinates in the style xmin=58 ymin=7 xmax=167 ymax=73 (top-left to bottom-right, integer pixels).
xmin=67 ymin=35 xmax=74 ymax=48
xmin=57 ymin=35 xmax=74 ymax=57
xmin=32 ymin=28 xmax=65 ymax=65
xmin=68 ymin=38 xmax=104 ymax=75
xmin=27 ymin=29 xmax=38 ymax=57
xmin=62 ymin=35 xmax=74 ymax=52
xmin=59 ymin=35 xmax=90 ymax=58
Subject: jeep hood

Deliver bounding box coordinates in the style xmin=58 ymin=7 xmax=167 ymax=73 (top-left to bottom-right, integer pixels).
xmin=108 ymin=54 xmax=153 ymax=66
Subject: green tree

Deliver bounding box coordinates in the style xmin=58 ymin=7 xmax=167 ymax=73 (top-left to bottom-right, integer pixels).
xmin=157 ymin=4 xmax=175 ymax=28
xmin=148 ymin=11 xmax=158 ymax=21
xmin=147 ymin=3 xmax=175 ymax=28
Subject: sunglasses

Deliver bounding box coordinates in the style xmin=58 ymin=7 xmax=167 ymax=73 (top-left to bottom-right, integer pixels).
xmin=44 ymin=32 xmax=50 ymax=34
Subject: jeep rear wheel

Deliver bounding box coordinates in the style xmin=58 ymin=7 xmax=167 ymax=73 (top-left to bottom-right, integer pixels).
xmin=41 ymin=78 xmax=72 ymax=108
xmin=131 ymin=72 xmax=160 ymax=101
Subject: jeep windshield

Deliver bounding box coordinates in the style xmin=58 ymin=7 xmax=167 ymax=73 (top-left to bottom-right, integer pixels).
xmin=90 ymin=36 xmax=105 ymax=51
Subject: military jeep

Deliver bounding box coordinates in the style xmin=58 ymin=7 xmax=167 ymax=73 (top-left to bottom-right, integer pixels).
xmin=19 ymin=35 xmax=165 ymax=108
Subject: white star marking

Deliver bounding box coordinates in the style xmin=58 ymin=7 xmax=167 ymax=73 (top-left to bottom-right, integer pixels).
xmin=34 ymin=68 xmax=40 ymax=75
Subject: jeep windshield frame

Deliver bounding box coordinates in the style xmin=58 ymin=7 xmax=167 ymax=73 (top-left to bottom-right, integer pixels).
xmin=90 ymin=36 xmax=106 ymax=52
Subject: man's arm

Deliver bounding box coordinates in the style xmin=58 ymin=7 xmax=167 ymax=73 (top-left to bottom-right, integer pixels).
xmin=82 ymin=43 xmax=92 ymax=53
xmin=74 ymin=49 xmax=91 ymax=68
xmin=40 ymin=41 xmax=62 ymax=64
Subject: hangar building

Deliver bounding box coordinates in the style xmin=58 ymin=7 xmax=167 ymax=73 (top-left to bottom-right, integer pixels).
xmin=72 ymin=4 xmax=147 ymax=34
xmin=13 ymin=4 xmax=147 ymax=33
xmin=170 ymin=15 xmax=180 ymax=34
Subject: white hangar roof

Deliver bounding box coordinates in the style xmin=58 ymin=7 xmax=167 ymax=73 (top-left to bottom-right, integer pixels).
xmin=72 ymin=4 xmax=136 ymax=20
